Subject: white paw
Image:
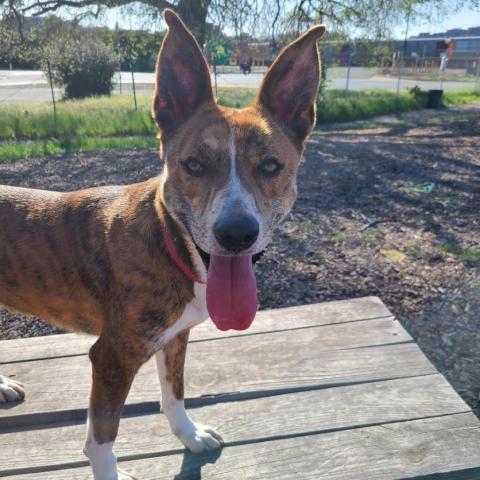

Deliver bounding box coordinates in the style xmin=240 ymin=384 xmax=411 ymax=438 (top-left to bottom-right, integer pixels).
xmin=102 ymin=469 xmax=138 ymax=480
xmin=0 ymin=375 xmax=25 ymax=403
xmin=117 ymin=469 xmax=139 ymax=480
xmin=175 ymin=421 xmax=223 ymax=453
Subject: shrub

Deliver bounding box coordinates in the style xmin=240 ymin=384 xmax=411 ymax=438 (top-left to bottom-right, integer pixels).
xmin=407 ymin=85 xmax=428 ymax=107
xmin=44 ymin=32 xmax=119 ymax=99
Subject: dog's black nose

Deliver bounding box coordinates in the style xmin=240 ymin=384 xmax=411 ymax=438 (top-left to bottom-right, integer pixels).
xmin=214 ymin=214 xmax=259 ymax=252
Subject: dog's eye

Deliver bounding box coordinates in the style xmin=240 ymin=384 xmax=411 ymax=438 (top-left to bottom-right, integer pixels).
xmin=258 ymin=157 xmax=283 ymax=177
xmin=182 ymin=157 xmax=206 ymax=177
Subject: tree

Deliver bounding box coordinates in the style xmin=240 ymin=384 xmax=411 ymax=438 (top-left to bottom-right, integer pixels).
xmin=0 ymin=13 xmax=44 ymax=68
xmin=3 ymin=0 xmax=212 ymax=45
xmin=2 ymin=0 xmax=479 ymax=50
xmin=108 ymin=26 xmax=164 ymax=70
xmin=275 ymin=0 xmax=480 ymax=40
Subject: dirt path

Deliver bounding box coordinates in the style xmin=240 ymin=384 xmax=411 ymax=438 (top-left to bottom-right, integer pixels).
xmin=1 ymin=106 xmax=479 ymax=413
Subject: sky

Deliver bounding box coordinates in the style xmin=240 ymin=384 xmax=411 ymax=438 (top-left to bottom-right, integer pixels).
xmin=91 ymin=4 xmax=480 ymax=40
xmin=394 ymin=6 xmax=480 ymax=38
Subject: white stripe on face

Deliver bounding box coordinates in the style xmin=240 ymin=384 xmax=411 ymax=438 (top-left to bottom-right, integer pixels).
xmin=226 ymin=126 xmax=257 ymax=212
xmin=212 ymin=127 xmax=264 ymax=245
xmin=228 ymin=126 xmax=241 ymax=198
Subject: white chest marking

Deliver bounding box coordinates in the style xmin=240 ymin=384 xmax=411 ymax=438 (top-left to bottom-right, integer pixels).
xmin=151 ymin=282 xmax=208 ymax=353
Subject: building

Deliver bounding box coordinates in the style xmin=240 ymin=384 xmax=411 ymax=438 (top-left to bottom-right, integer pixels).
xmin=405 ymin=27 xmax=480 ymax=71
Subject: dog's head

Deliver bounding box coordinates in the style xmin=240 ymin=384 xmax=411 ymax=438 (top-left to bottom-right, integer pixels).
xmin=153 ymin=9 xmax=325 ymax=330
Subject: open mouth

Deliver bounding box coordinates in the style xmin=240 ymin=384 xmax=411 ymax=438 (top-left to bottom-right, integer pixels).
xmin=194 ymin=244 xmax=264 ymax=269
xmin=194 ymin=243 xmax=264 ymax=332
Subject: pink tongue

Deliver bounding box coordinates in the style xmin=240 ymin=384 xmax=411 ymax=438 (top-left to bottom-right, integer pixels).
xmin=206 ymin=255 xmax=258 ymax=331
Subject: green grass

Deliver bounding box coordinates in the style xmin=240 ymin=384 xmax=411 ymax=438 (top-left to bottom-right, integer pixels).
xmin=0 ymin=136 xmax=158 ymax=162
xmin=316 ymin=89 xmax=425 ymax=124
xmin=0 ymin=95 xmax=156 ymax=141
xmin=332 ymin=232 xmax=347 ymax=244
xmin=215 ymin=87 xmax=257 ymax=108
xmin=0 ymin=89 xmax=259 ymax=143
xmin=1 ymin=87 xmax=480 ymax=162
xmin=438 ymin=242 xmax=480 ymax=264
xmin=360 ymin=228 xmax=384 ymax=245
xmin=463 ymin=249 xmax=480 ymax=263
xmin=442 ymin=89 xmax=480 ymax=106
xmin=400 ymin=72 xmax=475 ymax=82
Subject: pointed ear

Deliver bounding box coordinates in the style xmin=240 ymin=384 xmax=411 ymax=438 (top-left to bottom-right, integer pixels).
xmin=256 ymin=25 xmax=326 ymax=143
xmin=152 ymin=9 xmax=214 ymax=135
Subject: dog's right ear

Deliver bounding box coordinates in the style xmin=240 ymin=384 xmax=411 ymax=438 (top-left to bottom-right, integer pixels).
xmin=152 ymin=9 xmax=214 ymax=135
xmin=256 ymin=25 xmax=326 ymax=145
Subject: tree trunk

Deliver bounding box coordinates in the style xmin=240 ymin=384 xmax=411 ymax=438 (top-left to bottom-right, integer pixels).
xmin=176 ymin=0 xmax=210 ymax=46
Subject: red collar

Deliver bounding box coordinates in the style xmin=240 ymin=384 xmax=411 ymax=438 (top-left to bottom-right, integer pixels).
xmin=162 ymin=226 xmax=206 ymax=284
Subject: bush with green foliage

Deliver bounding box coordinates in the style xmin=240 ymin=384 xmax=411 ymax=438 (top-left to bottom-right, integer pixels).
xmin=407 ymin=85 xmax=428 ymax=106
xmin=44 ymin=32 xmax=119 ymax=99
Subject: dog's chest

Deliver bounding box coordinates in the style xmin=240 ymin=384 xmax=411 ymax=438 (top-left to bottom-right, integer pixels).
xmin=156 ymin=283 xmax=208 ymax=349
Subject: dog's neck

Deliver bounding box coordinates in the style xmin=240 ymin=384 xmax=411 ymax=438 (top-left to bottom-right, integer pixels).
xmin=154 ymin=188 xmax=207 ymax=285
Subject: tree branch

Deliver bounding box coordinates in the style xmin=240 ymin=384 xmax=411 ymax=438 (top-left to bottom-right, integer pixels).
xmin=22 ymin=0 xmax=175 ymax=16
xmin=270 ymin=0 xmax=281 ymax=49
xmin=8 ymin=0 xmax=26 ymax=41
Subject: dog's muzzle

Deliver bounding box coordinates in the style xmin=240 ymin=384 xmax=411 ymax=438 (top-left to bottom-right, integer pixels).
xmin=213 ymin=213 xmax=259 ymax=253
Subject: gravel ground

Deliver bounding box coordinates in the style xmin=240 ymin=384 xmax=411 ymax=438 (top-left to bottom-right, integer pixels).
xmin=1 ymin=106 xmax=479 ymax=413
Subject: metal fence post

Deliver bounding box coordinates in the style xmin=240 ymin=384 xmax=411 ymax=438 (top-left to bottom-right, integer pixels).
xmin=396 ymin=53 xmax=402 ymax=97
xmin=439 ymin=53 xmax=447 ymax=90
xmin=119 ymin=62 xmax=123 ymax=94
xmin=46 ymin=59 xmax=57 ymax=125
xmin=213 ymin=58 xmax=218 ymax=97
xmin=475 ymin=57 xmax=480 ymax=92
xmin=345 ymin=55 xmax=351 ymax=91
xmin=130 ymin=59 xmax=137 ymax=110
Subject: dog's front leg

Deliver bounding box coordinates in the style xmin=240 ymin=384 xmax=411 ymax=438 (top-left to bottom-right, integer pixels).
xmin=84 ymin=337 xmax=141 ymax=480
xmin=156 ymin=330 xmax=223 ymax=452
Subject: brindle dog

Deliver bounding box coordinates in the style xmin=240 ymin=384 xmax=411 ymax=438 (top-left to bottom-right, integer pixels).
xmin=0 ymin=10 xmax=325 ymax=480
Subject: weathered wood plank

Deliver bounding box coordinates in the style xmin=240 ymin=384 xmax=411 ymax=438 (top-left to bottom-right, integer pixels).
xmin=5 ymin=413 xmax=480 ymax=479
xmin=0 ymin=297 xmax=391 ymax=363
xmin=0 ymin=374 xmax=470 ymax=475
xmin=0 ymin=320 xmax=428 ymax=427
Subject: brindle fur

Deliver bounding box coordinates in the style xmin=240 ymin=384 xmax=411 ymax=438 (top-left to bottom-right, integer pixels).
xmin=0 ymin=180 xmax=196 ymax=444
xmin=0 ymin=8 xmax=325 ymax=473
xmin=163 ymin=330 xmax=190 ymax=400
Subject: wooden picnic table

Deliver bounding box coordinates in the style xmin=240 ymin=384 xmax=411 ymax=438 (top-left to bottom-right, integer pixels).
xmin=1 ymin=296 xmax=479 ymax=479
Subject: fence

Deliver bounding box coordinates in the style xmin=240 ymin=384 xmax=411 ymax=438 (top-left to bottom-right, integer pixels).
xmin=1 ymin=50 xmax=479 ymax=108
xmin=318 ymin=49 xmax=480 ymax=94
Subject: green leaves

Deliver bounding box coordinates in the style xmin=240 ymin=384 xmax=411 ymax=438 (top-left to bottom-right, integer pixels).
xmin=43 ymin=29 xmax=120 ymax=99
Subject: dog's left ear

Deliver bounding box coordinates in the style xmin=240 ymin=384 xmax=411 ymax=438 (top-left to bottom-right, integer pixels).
xmin=256 ymin=25 xmax=326 ymax=144
xmin=152 ymin=9 xmax=214 ymax=135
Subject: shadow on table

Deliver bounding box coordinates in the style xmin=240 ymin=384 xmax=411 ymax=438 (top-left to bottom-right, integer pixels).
xmin=173 ymin=447 xmax=223 ymax=479
xmin=398 ymin=467 xmax=480 ymax=480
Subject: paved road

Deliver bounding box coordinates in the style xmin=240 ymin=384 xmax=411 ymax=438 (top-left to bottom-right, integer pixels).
xmin=0 ymin=69 xmax=476 ymax=104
